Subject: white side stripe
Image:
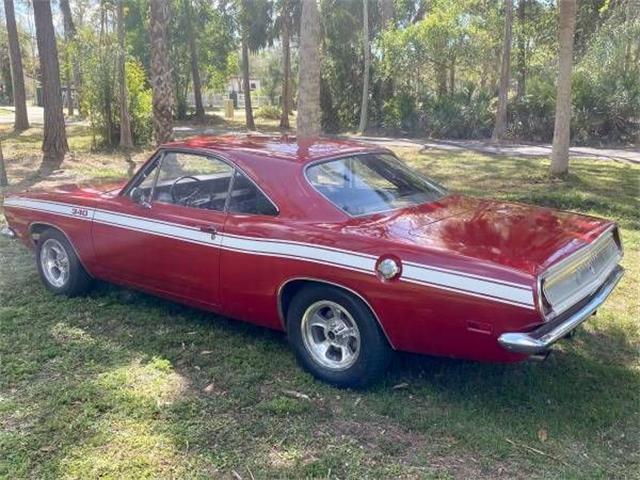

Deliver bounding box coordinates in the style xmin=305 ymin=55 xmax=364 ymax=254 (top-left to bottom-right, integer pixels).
xmin=402 ymin=264 xmax=533 ymax=306
xmin=4 ymin=197 xmax=534 ymax=308
xmin=221 ymin=235 xmax=376 ymax=273
xmin=4 ymin=198 xmax=95 ymax=221
xmin=93 ymin=209 xmax=223 ymax=247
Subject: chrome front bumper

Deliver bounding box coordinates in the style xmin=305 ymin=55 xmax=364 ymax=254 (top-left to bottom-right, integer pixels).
xmin=498 ymin=265 xmax=625 ymax=355
xmin=0 ymin=226 xmax=16 ymax=238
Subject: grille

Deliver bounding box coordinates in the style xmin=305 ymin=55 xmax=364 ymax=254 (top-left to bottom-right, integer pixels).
xmin=542 ymin=231 xmax=621 ymax=316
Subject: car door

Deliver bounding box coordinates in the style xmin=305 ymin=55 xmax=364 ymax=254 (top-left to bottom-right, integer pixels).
xmin=217 ymin=169 xmax=287 ymax=328
xmin=91 ymin=150 xmax=233 ymax=308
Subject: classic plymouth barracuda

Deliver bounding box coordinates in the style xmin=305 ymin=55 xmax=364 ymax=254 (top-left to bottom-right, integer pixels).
xmin=2 ymin=135 xmax=624 ymax=387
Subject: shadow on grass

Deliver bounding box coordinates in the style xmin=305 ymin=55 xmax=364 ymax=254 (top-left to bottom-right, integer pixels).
xmin=1 ymin=150 xmax=639 ymax=477
xmin=2 ymin=257 xmax=638 ymax=477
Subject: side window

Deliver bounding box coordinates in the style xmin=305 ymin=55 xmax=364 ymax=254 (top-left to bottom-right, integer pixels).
xmin=153 ymin=152 xmax=233 ymax=211
xmin=127 ymin=156 xmax=160 ymax=202
xmin=227 ymin=170 xmax=278 ymax=216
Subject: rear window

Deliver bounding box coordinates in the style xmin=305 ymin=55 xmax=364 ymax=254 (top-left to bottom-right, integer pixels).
xmin=306 ymin=154 xmax=446 ymax=216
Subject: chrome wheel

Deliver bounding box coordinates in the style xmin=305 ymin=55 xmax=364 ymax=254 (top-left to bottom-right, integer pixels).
xmin=40 ymin=238 xmax=70 ymax=288
xmin=301 ymin=300 xmax=361 ymax=371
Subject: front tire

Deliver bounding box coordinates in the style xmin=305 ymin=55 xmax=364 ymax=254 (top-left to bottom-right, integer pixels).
xmin=36 ymin=229 xmax=93 ymax=296
xmin=287 ymin=285 xmax=392 ymax=388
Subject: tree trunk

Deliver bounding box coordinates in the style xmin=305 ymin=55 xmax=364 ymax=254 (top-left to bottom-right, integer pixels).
xmin=33 ymin=0 xmax=68 ymax=167
xmin=435 ymin=37 xmax=448 ymax=97
xmin=60 ymin=0 xmax=82 ymax=116
xmin=516 ymin=0 xmax=526 ymax=100
xmin=117 ymin=0 xmax=133 ymax=149
xmin=184 ymin=0 xmax=205 ymax=121
xmin=279 ymin=0 xmax=291 ymax=129
xmin=358 ymin=0 xmax=370 ymax=133
xmin=149 ymin=0 xmax=173 ymax=145
xmin=0 ymin=141 xmax=8 ymax=187
xmin=380 ymin=0 xmax=394 ymax=27
xmin=550 ymin=0 xmax=577 ymax=177
xmin=241 ymin=34 xmax=256 ymax=130
xmin=380 ymin=0 xmax=394 ymax=106
xmin=491 ymin=0 xmax=514 ymax=142
xmin=3 ymin=0 xmax=29 ymax=131
xmin=449 ymin=56 xmax=455 ymax=95
xmin=297 ymin=0 xmax=321 ymax=138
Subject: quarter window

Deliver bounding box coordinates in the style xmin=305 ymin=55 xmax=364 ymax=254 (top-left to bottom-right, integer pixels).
xmin=228 ymin=170 xmax=278 ymax=216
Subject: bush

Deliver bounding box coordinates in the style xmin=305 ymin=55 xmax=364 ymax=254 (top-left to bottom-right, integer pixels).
xmin=126 ymin=60 xmax=153 ymax=145
xmin=572 ymin=72 xmax=640 ymax=145
xmin=78 ymin=31 xmax=152 ymax=148
xmin=382 ymin=93 xmax=419 ymax=131
xmin=254 ymin=104 xmax=282 ymax=120
xmin=509 ymin=77 xmax=556 ymax=142
xmin=421 ymin=85 xmax=493 ymax=139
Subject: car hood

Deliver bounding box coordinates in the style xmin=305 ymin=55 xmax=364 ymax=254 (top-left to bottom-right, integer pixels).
xmin=9 ymin=180 xmax=127 ymax=202
xmin=344 ymin=194 xmax=612 ymax=276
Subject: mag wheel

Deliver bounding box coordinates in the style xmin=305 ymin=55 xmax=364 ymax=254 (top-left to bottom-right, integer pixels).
xmin=36 ymin=229 xmax=93 ymax=296
xmin=287 ymin=285 xmax=392 ymax=388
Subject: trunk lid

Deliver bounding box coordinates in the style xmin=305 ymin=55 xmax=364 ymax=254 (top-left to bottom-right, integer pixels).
xmin=345 ymin=194 xmax=612 ymax=276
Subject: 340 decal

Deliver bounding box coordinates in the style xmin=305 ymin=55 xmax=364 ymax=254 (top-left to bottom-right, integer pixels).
xmin=71 ymin=207 xmax=90 ymax=217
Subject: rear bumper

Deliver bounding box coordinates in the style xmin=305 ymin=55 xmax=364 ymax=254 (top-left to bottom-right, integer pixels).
xmin=498 ymin=265 xmax=624 ymax=355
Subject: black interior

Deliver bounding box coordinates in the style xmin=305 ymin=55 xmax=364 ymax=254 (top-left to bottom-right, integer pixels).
xmin=136 ymin=171 xmax=277 ymax=216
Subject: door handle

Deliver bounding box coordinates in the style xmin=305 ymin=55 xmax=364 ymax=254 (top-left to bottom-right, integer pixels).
xmin=198 ymin=225 xmax=217 ymax=237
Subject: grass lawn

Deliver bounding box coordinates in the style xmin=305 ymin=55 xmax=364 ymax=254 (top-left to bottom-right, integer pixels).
xmin=1 ymin=125 xmax=638 ymax=479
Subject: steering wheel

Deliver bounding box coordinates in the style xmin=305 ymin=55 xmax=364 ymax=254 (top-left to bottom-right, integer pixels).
xmin=170 ymin=175 xmax=203 ymax=205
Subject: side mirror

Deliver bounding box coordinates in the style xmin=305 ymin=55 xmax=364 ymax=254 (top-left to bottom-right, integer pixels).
xmin=130 ymin=187 xmax=151 ymax=209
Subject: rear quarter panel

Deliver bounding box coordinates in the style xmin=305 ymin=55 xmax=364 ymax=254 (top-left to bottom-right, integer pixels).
xmin=221 ymin=215 xmax=539 ymax=362
xmin=4 ymin=191 xmax=99 ymax=275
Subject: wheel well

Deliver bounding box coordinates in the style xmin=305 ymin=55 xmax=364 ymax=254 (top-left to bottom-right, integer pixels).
xmin=29 ymin=223 xmax=57 ymax=245
xmin=278 ymin=278 xmax=394 ymax=348
xmin=27 ymin=222 xmax=93 ymax=277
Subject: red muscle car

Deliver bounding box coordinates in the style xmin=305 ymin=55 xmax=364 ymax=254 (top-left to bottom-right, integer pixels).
xmin=2 ymin=135 xmax=625 ymax=387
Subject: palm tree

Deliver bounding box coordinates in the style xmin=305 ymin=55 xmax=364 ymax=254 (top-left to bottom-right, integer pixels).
xmin=60 ymin=0 xmax=82 ymax=115
xmin=379 ymin=0 xmax=394 ymax=105
xmin=380 ymin=0 xmax=393 ymax=26
xmin=296 ymin=0 xmax=321 ymax=138
xmin=240 ymin=28 xmax=256 ymax=130
xmin=149 ymin=0 xmax=174 ymax=144
xmin=238 ymin=0 xmax=272 ymax=131
xmin=358 ymin=0 xmax=370 ymax=133
xmin=33 ymin=0 xmax=68 ymax=167
xmin=491 ymin=0 xmax=514 ymax=142
xmin=516 ymin=0 xmax=527 ymax=100
xmin=550 ymin=0 xmax=577 ymax=176
xmin=3 ymin=0 xmax=29 ymax=131
xmin=117 ymin=0 xmax=133 ymax=149
xmin=279 ymin=0 xmax=292 ymax=129
xmin=183 ymin=0 xmax=205 ymax=121
xmin=0 ymin=141 xmax=7 ymax=187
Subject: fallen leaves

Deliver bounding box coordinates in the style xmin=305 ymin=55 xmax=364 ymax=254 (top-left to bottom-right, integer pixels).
xmin=538 ymin=428 xmax=548 ymax=443
xmin=203 ymin=383 xmax=215 ymax=394
xmin=282 ymin=389 xmax=310 ymax=400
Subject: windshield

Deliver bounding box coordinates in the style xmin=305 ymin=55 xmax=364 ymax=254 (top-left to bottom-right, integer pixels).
xmin=306 ymin=153 xmax=447 ymax=216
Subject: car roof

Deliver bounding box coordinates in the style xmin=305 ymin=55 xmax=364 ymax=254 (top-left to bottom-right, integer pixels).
xmin=162 ymin=134 xmax=385 ymax=164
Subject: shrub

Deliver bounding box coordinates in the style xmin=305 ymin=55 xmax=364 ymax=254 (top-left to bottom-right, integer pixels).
xmin=126 ymin=60 xmax=153 ymax=145
xmin=382 ymin=93 xmax=419 ymax=132
xmin=78 ymin=30 xmax=152 ymax=148
xmin=421 ymin=85 xmax=493 ymax=139
xmin=509 ymin=77 xmax=556 ymax=142
xmin=254 ymin=104 xmax=281 ymax=120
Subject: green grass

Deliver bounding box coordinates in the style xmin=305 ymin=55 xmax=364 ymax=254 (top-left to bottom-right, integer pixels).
xmin=0 ymin=128 xmax=639 ymax=478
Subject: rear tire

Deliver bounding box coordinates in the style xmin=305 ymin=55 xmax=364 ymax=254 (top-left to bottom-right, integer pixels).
xmin=287 ymin=285 xmax=392 ymax=388
xmin=36 ymin=229 xmax=93 ymax=296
